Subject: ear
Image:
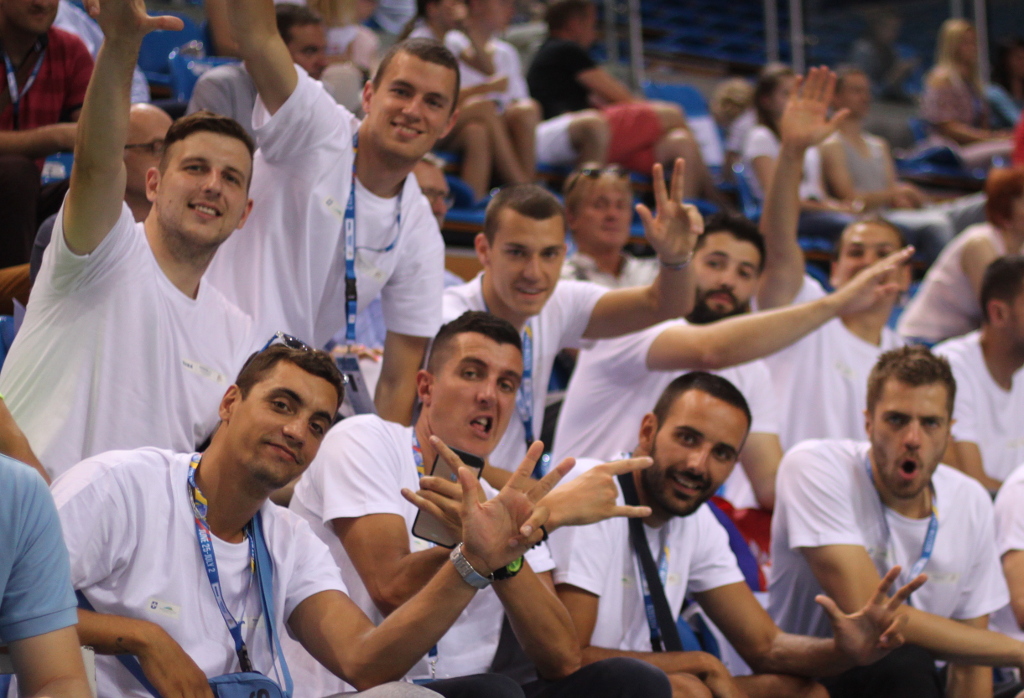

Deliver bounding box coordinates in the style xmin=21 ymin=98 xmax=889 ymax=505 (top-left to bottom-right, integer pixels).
xmin=987 ymin=298 xmax=1011 ymax=327
xmin=145 ymin=167 xmax=160 ymax=203
xmin=415 ymin=369 xmax=434 ymax=406
xmin=219 ymin=384 xmax=243 ymax=422
xmin=474 ymin=231 xmax=492 ymax=267
xmin=361 ymin=79 xmax=375 ymax=117
xmin=234 ymin=198 xmax=255 ymax=230
xmin=636 ymin=412 xmax=658 ymax=455
xmin=863 ymin=407 xmax=872 ymax=439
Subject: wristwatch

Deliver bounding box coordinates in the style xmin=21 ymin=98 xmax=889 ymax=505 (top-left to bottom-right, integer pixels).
xmin=492 ymin=556 xmax=524 ymax=581
xmin=450 ymin=543 xmax=492 ymax=589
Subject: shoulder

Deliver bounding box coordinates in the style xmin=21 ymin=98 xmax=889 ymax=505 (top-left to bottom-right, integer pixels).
xmin=46 ymin=26 xmax=91 ymax=57
xmin=325 ymin=414 xmax=403 ymax=450
xmin=934 ymin=464 xmax=993 ymax=514
xmin=779 ymin=439 xmax=860 ymax=480
xmin=550 ymin=278 xmax=609 ymax=307
xmin=0 ymin=455 xmax=51 ymax=517
xmin=932 ymin=331 xmax=980 ymax=364
xmin=51 ymin=448 xmax=181 ymax=508
xmin=745 ymin=126 xmax=779 ymax=156
xmin=442 ymin=277 xmax=484 ymax=316
xmin=925 ymin=66 xmax=956 ymax=90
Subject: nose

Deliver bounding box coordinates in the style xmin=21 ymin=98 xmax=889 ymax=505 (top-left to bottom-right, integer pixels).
xmin=522 ymin=253 xmax=543 ymax=281
xmin=281 ymin=415 xmax=306 ymax=446
xmin=687 ymin=444 xmax=712 ymax=476
xmin=476 ymin=378 xmax=498 ymax=407
xmin=202 ymin=168 xmax=223 ymax=194
xmin=903 ymin=421 xmax=923 ymax=450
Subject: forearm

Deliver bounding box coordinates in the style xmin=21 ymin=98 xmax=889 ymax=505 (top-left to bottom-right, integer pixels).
xmin=76 ymin=608 xmax=159 ymax=656
xmin=752 ymin=632 xmax=853 ymax=677
xmin=581 ymin=644 xmax=717 ymax=675
xmin=0 ymin=124 xmax=75 ymax=158
xmin=757 ymin=146 xmax=807 ymax=309
xmin=24 ymin=675 xmax=93 ymax=698
xmin=904 ymin=608 xmax=1023 ymax=667
xmin=946 ymin=663 xmax=992 ymax=698
xmin=73 ymin=38 xmax=136 ymax=181
xmin=375 ymin=333 xmax=429 ymax=426
xmin=493 ymin=569 xmax=581 ymax=679
xmin=934 ymin=121 xmax=997 ymax=145
xmin=227 ymin=0 xmax=297 ymax=114
xmin=369 ymin=547 xmax=451 ymax=616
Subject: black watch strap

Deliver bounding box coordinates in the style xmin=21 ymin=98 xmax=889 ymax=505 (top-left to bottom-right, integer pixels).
xmin=491 ymin=556 xmax=524 ymax=581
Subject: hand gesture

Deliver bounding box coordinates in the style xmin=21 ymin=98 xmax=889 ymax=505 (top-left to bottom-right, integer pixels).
xmin=638 ymin=159 xmax=704 ymax=266
xmin=84 ymin=0 xmax=184 ymax=42
xmin=538 ymin=455 xmax=654 ymax=529
xmin=820 ymin=566 xmax=925 ymax=665
xmin=779 ymin=66 xmax=849 ymax=152
xmin=833 ymin=245 xmax=914 ymax=315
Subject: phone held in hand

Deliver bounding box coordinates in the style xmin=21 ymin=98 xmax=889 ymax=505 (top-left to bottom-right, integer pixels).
xmin=411 ymin=447 xmax=485 ymax=548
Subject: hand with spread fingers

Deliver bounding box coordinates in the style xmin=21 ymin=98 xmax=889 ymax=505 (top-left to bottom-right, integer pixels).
xmin=638 ymin=158 xmax=703 ymax=268
xmin=539 ymin=456 xmax=654 ymax=530
xmin=818 ymin=565 xmax=927 ymax=666
xmin=833 ymin=245 xmax=915 ymax=315
xmin=779 ymin=66 xmax=849 ymax=153
xmin=85 ymin=0 xmax=184 ymax=42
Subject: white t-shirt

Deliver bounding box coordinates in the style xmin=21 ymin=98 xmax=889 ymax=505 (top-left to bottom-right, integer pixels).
xmin=769 ymin=439 xmax=1008 ymax=638
xmin=763 ymin=276 xmax=905 ymax=452
xmin=0 ymin=204 xmax=253 ymax=479
xmin=205 ymin=71 xmax=445 ymax=347
xmin=898 ymin=223 xmax=1014 ymax=343
xmin=741 ymin=124 xmax=824 ymax=202
xmin=933 ymin=331 xmax=1024 ymax=483
xmin=559 ymin=252 xmax=659 ymax=289
xmin=551 ymin=320 xmax=778 ymax=509
xmin=286 ymin=414 xmax=554 ymax=695
xmin=444 ymin=32 xmax=528 ymax=112
xmin=52 ymin=448 xmax=345 ymax=698
xmin=992 ymin=463 xmax=1024 ymax=641
xmin=442 ymin=275 xmax=607 ymax=470
xmin=549 ymin=458 xmax=745 ymax=652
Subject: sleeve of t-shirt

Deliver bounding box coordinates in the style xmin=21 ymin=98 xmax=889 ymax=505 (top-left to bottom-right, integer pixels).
xmin=313 ymin=418 xmax=409 ymax=522
xmin=742 ymin=361 xmax=779 ymax=436
xmin=775 ymin=444 xmax=866 ymax=550
xmin=39 ymin=201 xmax=139 ymax=297
xmin=549 ymin=517 xmax=618 ymax=597
xmin=0 ymin=461 xmax=78 ymax=643
xmin=552 ymin=41 xmax=597 ymax=77
xmin=686 ymin=508 xmax=745 ymax=593
xmin=551 ymin=280 xmax=609 ymax=349
xmin=378 ymin=193 xmax=445 ymax=338
xmin=442 ymin=281 xmax=482 ymax=323
xmin=590 ymin=323 xmax=663 ymax=381
xmin=501 ymin=45 xmax=529 ymax=103
xmin=953 ymin=485 xmax=1010 ymax=620
xmin=62 ymin=34 xmax=94 ymax=114
xmin=524 ymin=540 xmax=555 ymax=575
xmin=943 ymin=356 xmax=979 ymax=445
xmin=252 ymin=70 xmax=357 ymax=164
xmin=743 ymin=126 xmax=781 ymax=162
xmin=994 ymin=468 xmax=1024 ymax=555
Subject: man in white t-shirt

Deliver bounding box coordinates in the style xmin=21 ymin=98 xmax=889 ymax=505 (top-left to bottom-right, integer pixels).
xmin=992 ymin=463 xmax=1024 ymax=645
xmin=56 ymin=341 xmax=551 ymax=698
xmin=0 ymin=0 xmax=255 ymax=479
xmin=770 ymin=346 xmax=1021 ymax=698
xmin=551 ymin=371 xmax=921 ymax=697
xmin=444 ymin=165 xmax=702 ymax=473
xmin=287 ymin=310 xmax=673 ymax=698
xmin=216 ymin=0 xmax=461 ymax=425
xmin=933 ymin=255 xmax=1024 ymax=492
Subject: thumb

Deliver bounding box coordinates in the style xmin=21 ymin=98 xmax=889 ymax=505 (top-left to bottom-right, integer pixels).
xmin=825 ymin=107 xmax=850 ymax=133
xmin=814 ymin=594 xmax=845 ymax=623
xmin=147 ymin=14 xmax=186 ymax=32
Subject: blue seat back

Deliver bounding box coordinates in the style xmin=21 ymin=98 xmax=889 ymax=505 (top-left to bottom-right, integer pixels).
xmin=138 ymin=13 xmax=203 ymax=83
xmin=169 ymin=52 xmax=240 ymax=103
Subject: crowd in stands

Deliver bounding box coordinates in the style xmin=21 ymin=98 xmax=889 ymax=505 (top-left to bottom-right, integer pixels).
xmin=5 ymin=0 xmax=1024 ymax=697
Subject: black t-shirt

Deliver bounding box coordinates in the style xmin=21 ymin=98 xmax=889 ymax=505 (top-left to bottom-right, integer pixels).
xmin=526 ymin=38 xmax=596 ymax=119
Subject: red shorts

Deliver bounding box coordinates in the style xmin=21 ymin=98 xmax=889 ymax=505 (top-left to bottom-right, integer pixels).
xmin=603 ymin=102 xmax=664 ymax=173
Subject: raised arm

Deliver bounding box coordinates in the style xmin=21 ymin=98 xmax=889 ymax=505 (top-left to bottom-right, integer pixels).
xmin=224 ymin=0 xmax=298 ymax=115
xmin=375 ymin=332 xmax=429 ymax=425
xmin=582 ymin=159 xmax=700 ymax=339
xmin=63 ymin=0 xmax=182 ymax=255
xmin=757 ymin=67 xmax=848 ymax=309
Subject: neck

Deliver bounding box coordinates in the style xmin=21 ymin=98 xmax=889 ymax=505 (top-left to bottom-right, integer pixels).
xmin=144 ymin=217 xmax=210 ymax=298
xmin=577 ymin=244 xmax=624 ymax=277
xmin=355 ymin=126 xmax=410 ymax=198
xmin=0 ymin=22 xmax=39 ymax=64
xmin=126 ymin=193 xmax=151 ymax=224
xmin=839 ymin=304 xmax=891 ymax=345
xmin=414 ymin=417 xmax=440 ymax=474
xmin=870 ymin=454 xmax=932 ymax=519
xmin=837 ymin=116 xmax=864 ymax=138
xmin=192 ymin=445 xmax=266 ymax=544
xmin=980 ymin=327 xmax=1024 ymax=391
xmin=480 ymin=272 xmax=530 ymax=330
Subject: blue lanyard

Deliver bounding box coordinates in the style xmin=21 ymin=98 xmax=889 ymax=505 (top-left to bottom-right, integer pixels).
xmin=863 ymin=456 xmax=938 ymax=584
xmin=407 ymin=430 xmax=439 ymax=678
xmin=3 ymin=43 xmax=46 ymax=130
xmin=516 ymin=324 xmax=534 ymax=448
xmin=187 ymin=454 xmax=257 ymax=673
xmin=342 ymin=132 xmax=402 ymax=342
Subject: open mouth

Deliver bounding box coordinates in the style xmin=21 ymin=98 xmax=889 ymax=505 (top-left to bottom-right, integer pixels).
xmin=470 ymin=416 xmax=493 ymax=437
xmin=898 ymin=459 xmax=918 ymax=479
xmin=189 ymin=203 xmax=221 ymax=217
xmin=670 ymin=470 xmax=708 ymax=496
xmin=392 ymin=122 xmax=422 ymax=137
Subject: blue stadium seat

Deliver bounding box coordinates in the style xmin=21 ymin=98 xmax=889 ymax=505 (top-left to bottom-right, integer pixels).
xmin=138 ymin=14 xmax=203 ymax=87
xmin=642 ymin=81 xmax=710 ymax=117
xmin=169 ymin=51 xmax=240 ymax=103
xmin=40 ymin=152 xmax=74 ymax=185
xmin=0 ymin=316 xmax=16 ymax=371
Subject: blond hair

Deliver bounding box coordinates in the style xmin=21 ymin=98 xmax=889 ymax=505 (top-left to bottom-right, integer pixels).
xmin=934 ymin=18 xmax=981 ymax=92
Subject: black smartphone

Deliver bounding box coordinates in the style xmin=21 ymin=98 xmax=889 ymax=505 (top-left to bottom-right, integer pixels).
xmin=411 ymin=447 xmax=485 ymax=548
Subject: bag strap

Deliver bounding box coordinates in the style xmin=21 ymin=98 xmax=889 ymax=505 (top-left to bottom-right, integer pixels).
xmin=251 ymin=512 xmax=293 ymax=698
xmin=75 ymin=591 xmax=161 ymax=697
xmin=617 ymin=473 xmax=683 ymax=652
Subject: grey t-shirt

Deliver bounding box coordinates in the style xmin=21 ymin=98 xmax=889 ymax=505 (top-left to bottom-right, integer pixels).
xmin=187 ymin=63 xmax=257 ymax=137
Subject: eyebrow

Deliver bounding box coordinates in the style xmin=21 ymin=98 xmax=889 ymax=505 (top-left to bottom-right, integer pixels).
xmin=179 ymin=156 xmax=247 ymax=182
xmin=390 ymin=79 xmax=451 ymax=108
xmin=268 ymin=387 xmax=333 ymax=424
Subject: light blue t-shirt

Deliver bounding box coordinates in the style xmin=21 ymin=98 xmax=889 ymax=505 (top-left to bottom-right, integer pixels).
xmin=0 ymin=455 xmax=77 ymax=643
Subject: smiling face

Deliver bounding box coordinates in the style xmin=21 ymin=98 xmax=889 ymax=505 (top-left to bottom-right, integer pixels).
xmin=865 ymin=378 xmax=952 ymax=508
xmin=418 ymin=331 xmax=523 ymax=458
xmin=361 ymin=51 xmax=458 ymax=167
xmin=635 ymin=389 xmax=749 ymax=521
xmin=148 ymin=130 xmax=253 ymax=261
xmin=566 ymin=175 xmax=634 ymax=258
xmin=477 ymin=208 xmax=567 ymax=327
xmin=688 ymin=231 xmax=762 ymax=324
xmin=217 ymin=360 xmax=338 ymax=491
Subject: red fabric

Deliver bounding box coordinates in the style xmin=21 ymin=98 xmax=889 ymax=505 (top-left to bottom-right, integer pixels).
xmin=1014 ymin=110 xmax=1024 ymax=167
xmin=1 ymin=27 xmax=93 ymax=131
xmin=602 ymin=101 xmax=664 ymax=173
xmin=710 ymin=495 xmax=773 ymax=591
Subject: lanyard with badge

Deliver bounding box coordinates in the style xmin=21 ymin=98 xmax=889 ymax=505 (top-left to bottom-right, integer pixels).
xmin=3 ymin=42 xmax=46 ymax=130
xmin=863 ymin=455 xmax=938 ymax=592
xmin=409 ymin=430 xmax=441 ymax=681
xmin=481 ymin=296 xmax=535 ymax=451
xmin=187 ymin=454 xmax=258 ymax=673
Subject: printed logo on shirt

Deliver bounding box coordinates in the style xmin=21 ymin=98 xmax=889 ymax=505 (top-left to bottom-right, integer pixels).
xmin=665 ymin=572 xmax=682 ymax=586
xmin=356 ymin=253 xmax=387 ymax=283
xmin=324 ymin=195 xmax=346 ymax=223
xmin=833 ymin=359 xmax=856 ymax=381
xmin=147 ymin=598 xmax=181 ymax=619
xmin=182 ymin=358 xmax=227 ymax=385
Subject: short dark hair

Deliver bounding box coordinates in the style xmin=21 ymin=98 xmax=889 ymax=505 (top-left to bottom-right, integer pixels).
xmin=483 ymin=184 xmax=565 ymax=244
xmin=236 ymin=345 xmax=345 ymax=411
xmin=834 ymin=216 xmax=906 ymax=259
xmin=754 ymin=62 xmax=795 ymax=135
xmin=697 ymin=212 xmax=766 ymax=273
xmin=833 ymin=64 xmax=868 ymax=93
xmin=427 ymin=311 xmax=523 ymax=373
xmin=651 ymin=371 xmax=752 ymax=432
xmin=980 ymin=255 xmax=1024 ymax=323
xmin=161 ymin=110 xmax=255 ymax=183
xmin=276 ymin=3 xmax=323 ymax=44
xmin=372 ymin=38 xmax=461 ymax=111
xmin=866 ymin=346 xmax=956 ymax=417
xmin=545 ymin=0 xmax=593 ymax=33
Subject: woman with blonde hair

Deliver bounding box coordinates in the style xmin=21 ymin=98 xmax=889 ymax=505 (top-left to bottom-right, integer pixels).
xmin=920 ymin=18 xmax=1012 ymax=168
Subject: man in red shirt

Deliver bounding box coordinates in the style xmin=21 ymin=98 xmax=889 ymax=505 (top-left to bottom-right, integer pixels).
xmin=1 ymin=0 xmax=93 ymax=267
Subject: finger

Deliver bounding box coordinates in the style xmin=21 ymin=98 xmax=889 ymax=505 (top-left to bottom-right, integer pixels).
xmin=457 ymin=465 xmax=482 ymax=512
xmin=820 ymin=68 xmax=838 ymax=105
xmin=401 ymin=487 xmax=447 ymax=517
xmin=650 ymin=162 xmax=667 ymax=209
xmin=598 ymin=456 xmax=654 ymax=476
xmin=83 ymin=0 xmax=100 ymax=17
xmin=519 ymin=503 xmax=549 ymax=539
xmin=682 ymin=203 xmax=704 ymax=236
xmin=611 ymin=504 xmax=653 ymax=519
xmin=505 ymin=440 xmax=546 ymax=493
xmin=825 ymin=107 xmax=851 ymax=132
xmin=669 ymin=157 xmax=686 ymax=204
xmin=888 ymin=573 xmax=927 ymax=612
xmin=147 ymin=15 xmax=186 ymax=32
xmin=791 ymin=74 xmax=805 ymax=100
xmin=813 ymin=593 xmax=843 ymax=622
xmin=872 ymin=565 xmax=902 ymax=605
xmin=417 ymin=488 xmax=462 ymax=511
xmin=528 ymin=456 xmax=575 ymax=502
xmin=878 ymin=614 xmax=909 ymax=647
xmin=430 ymin=435 xmax=467 ymax=475
xmin=635 ymin=203 xmax=654 ymax=233
xmin=418 ymin=475 xmax=463 ymax=499
xmin=808 ymin=66 xmax=828 ymax=102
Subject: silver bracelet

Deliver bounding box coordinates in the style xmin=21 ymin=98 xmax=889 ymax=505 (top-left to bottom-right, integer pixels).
xmin=659 ymin=250 xmax=694 ymax=270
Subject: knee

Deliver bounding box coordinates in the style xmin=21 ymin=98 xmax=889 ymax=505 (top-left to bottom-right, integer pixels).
xmin=568 ymin=112 xmax=609 ymax=144
xmin=658 ymin=128 xmax=697 ymax=160
xmin=461 ymin=121 xmax=490 ymax=150
xmin=506 ymin=99 xmax=541 ymax=126
xmin=650 ymin=100 xmax=688 ymax=130
xmin=581 ymin=658 xmax=672 ymax=698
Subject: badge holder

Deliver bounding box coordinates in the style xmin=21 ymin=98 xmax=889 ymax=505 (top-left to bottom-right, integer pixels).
xmin=335 ymin=352 xmax=377 ymax=416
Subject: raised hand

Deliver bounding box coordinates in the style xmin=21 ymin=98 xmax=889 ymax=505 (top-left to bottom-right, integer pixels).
xmin=85 ymin=0 xmax=184 ymax=41
xmin=818 ymin=566 xmax=927 ymax=666
xmin=538 ymin=456 xmax=654 ymax=529
xmin=779 ymin=66 xmax=849 ymax=152
xmin=638 ymin=158 xmax=704 ymax=267
xmin=833 ymin=245 xmax=915 ymax=314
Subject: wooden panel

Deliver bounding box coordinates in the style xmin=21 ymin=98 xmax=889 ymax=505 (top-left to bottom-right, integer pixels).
xmin=446 ymin=252 xmax=483 ymax=281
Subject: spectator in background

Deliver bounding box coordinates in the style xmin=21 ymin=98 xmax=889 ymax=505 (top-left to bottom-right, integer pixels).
xmin=710 ymin=77 xmax=754 ymax=175
xmin=898 ymin=167 xmax=1024 ymax=345
xmin=309 ymin=0 xmax=380 ymax=74
xmin=987 ymin=37 xmax=1024 ymax=129
xmin=847 ymin=10 xmax=917 ymax=103
xmin=0 ymin=0 xmax=93 ymax=267
xmin=920 ymin=19 xmax=1013 ymax=170
xmin=400 ymin=0 xmax=464 ymax=40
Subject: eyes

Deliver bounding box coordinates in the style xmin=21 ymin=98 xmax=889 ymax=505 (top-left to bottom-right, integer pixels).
xmin=883 ymin=413 xmax=943 ymax=430
xmin=504 ymin=247 xmax=562 ymax=260
xmin=459 ymin=366 xmax=519 ymax=393
xmin=676 ymin=429 xmax=736 ymax=462
xmin=269 ymin=398 xmax=329 ymax=438
xmin=703 ymin=257 xmax=755 ymax=280
xmin=182 ymin=163 xmax=244 ymax=188
xmin=389 ymin=86 xmax=448 ymax=111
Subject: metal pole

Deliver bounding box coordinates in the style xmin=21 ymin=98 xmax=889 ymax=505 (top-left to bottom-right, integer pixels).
xmin=950 ymin=0 xmax=964 ymax=19
xmin=603 ymin=0 xmax=618 ymax=66
xmin=764 ymin=0 xmax=779 ymax=62
xmin=627 ymin=0 xmax=645 ymax=90
xmin=975 ymin=0 xmax=990 ymax=94
xmin=789 ymin=0 xmax=804 ymax=72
